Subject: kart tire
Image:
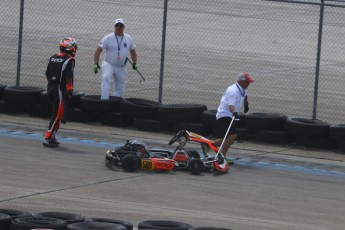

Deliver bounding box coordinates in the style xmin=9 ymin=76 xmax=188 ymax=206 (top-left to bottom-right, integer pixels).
xmin=138 ymin=220 xmax=193 ymax=229
xmin=187 ymin=150 xmax=200 ymax=159
xmin=122 ymin=155 xmax=139 ymax=172
xmin=87 ymin=217 xmax=133 ymax=230
xmin=0 ymin=213 xmax=11 ymax=230
xmin=11 ymin=216 xmax=67 ymax=230
xmin=188 ymin=158 xmax=205 ymax=175
xmin=79 ymin=95 xmax=122 ymax=113
xmin=3 ymin=86 xmax=44 ymax=106
xmin=67 ymin=221 xmax=126 ymax=230
xmin=35 ymin=211 xmax=86 ymax=224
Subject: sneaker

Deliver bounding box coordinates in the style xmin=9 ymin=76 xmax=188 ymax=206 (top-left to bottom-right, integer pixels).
xmin=51 ymin=137 xmax=60 ymax=145
xmin=43 ymin=138 xmax=59 ymax=147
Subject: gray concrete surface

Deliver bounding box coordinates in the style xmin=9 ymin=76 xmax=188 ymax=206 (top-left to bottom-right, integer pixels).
xmin=1 ymin=113 xmax=345 ymax=229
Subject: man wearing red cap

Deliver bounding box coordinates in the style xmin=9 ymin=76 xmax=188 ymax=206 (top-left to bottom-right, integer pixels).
xmin=213 ymin=72 xmax=254 ymax=164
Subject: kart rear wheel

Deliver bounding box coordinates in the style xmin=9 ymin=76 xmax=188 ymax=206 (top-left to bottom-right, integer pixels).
xmin=122 ymin=155 xmax=139 ymax=172
xmin=188 ymin=159 xmax=205 ymax=175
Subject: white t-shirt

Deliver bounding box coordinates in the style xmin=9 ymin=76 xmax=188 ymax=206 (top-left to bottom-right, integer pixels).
xmin=216 ymin=82 xmax=247 ymax=119
xmin=99 ymin=32 xmax=136 ymax=67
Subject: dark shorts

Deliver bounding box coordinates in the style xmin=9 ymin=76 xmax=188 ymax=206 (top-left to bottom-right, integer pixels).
xmin=215 ymin=117 xmax=238 ymax=138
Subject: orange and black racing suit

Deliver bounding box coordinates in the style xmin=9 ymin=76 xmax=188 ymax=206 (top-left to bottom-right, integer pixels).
xmin=44 ymin=52 xmax=75 ymax=140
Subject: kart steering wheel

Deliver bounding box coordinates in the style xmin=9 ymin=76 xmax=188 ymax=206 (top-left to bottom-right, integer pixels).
xmin=168 ymin=130 xmax=185 ymax=145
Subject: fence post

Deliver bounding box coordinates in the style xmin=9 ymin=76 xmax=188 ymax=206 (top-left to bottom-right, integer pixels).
xmin=16 ymin=0 xmax=25 ymax=87
xmin=313 ymin=0 xmax=325 ymax=119
xmin=158 ymin=0 xmax=168 ymax=103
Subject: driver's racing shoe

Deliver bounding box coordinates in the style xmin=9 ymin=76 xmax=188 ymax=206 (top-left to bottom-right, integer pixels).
xmin=43 ymin=138 xmax=59 ymax=147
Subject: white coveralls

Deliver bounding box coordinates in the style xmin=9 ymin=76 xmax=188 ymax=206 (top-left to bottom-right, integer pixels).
xmin=98 ymin=32 xmax=136 ymax=99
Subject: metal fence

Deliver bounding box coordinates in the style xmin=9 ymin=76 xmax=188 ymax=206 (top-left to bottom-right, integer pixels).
xmin=1 ymin=0 xmax=345 ymax=124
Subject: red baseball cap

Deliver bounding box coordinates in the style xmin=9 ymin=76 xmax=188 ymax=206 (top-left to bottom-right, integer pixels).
xmin=237 ymin=72 xmax=254 ymax=83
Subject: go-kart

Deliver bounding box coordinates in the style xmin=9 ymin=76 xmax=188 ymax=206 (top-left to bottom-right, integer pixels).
xmin=105 ymin=130 xmax=229 ymax=175
xmin=105 ymin=140 xmax=178 ymax=172
xmin=162 ymin=129 xmax=229 ymax=174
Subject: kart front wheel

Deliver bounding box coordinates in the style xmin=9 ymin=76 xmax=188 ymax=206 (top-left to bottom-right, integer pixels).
xmin=188 ymin=159 xmax=205 ymax=175
xmin=122 ymin=155 xmax=139 ymax=172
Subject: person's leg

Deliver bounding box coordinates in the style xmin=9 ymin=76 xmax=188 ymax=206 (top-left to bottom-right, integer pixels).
xmin=100 ymin=62 xmax=113 ymax=100
xmin=113 ymin=67 xmax=128 ymax=97
xmin=44 ymin=92 xmax=64 ymax=147
xmin=213 ymin=117 xmax=238 ymax=158
xmin=219 ymin=133 xmax=237 ymax=158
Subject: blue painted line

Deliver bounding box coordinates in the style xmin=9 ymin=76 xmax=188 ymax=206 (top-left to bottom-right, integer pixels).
xmin=1 ymin=128 xmax=344 ymax=179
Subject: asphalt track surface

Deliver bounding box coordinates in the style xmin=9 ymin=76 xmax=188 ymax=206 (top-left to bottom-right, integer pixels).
xmin=1 ymin=114 xmax=345 ymax=229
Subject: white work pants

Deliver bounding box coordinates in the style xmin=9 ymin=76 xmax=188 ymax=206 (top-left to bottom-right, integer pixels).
xmin=101 ymin=61 xmax=128 ymax=99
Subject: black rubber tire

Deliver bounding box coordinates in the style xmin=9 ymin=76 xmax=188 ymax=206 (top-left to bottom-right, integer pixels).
xmin=329 ymin=124 xmax=345 ymax=140
xmin=87 ymin=217 xmax=133 ymax=230
xmin=173 ymin=122 xmax=211 ymax=137
xmin=187 ymin=150 xmax=201 ymax=159
xmin=67 ymin=108 xmax=99 ymax=122
xmin=35 ymin=211 xmax=85 ymax=224
xmin=236 ymin=127 xmax=253 ymax=141
xmin=135 ymin=119 xmax=172 ymax=132
xmin=79 ymin=95 xmax=122 ymax=113
xmin=100 ymin=112 xmax=134 ymax=127
xmin=336 ymin=140 xmax=345 ymax=153
xmin=188 ymin=159 xmax=205 ymax=175
xmin=0 ymin=84 xmax=7 ymax=100
xmin=138 ymin=220 xmax=193 ymax=229
xmin=245 ymin=113 xmax=288 ymax=131
xmin=67 ymin=221 xmax=126 ymax=230
xmin=11 ymin=216 xmax=67 ymax=230
xmin=3 ymin=86 xmax=44 ymax=106
xmin=252 ymin=130 xmax=294 ymax=145
xmin=0 ymin=208 xmax=32 ymax=219
xmin=27 ymin=104 xmax=52 ymax=118
xmin=0 ymin=213 xmax=11 ymax=230
xmin=158 ymin=104 xmax=207 ymax=123
xmin=201 ymin=110 xmax=217 ymax=127
xmin=285 ymin=118 xmax=330 ymax=138
xmin=122 ymin=155 xmax=139 ymax=172
xmin=0 ymin=100 xmax=27 ymax=114
xmin=120 ymin=98 xmax=161 ymax=119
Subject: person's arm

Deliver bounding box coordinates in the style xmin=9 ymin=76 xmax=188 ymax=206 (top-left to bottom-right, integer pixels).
xmin=130 ymin=49 xmax=137 ymax=64
xmin=94 ymin=46 xmax=103 ymax=65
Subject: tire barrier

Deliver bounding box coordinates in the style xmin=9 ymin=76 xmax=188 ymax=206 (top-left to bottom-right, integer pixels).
xmin=0 ymin=213 xmax=11 ymax=230
xmin=285 ymin=118 xmax=336 ymax=149
xmin=138 ymin=220 xmax=193 ymax=229
xmin=0 ymin=84 xmax=7 ymax=99
xmin=79 ymin=95 xmax=122 ymax=113
xmin=35 ymin=211 xmax=86 ymax=224
xmin=329 ymin=124 xmax=345 ymax=152
xmin=67 ymin=221 xmax=126 ymax=229
xmin=3 ymin=86 xmax=44 ymax=106
xmin=1 ymin=85 xmax=345 ymax=152
xmin=120 ymin=98 xmax=161 ymax=119
xmin=158 ymin=104 xmax=207 ymax=123
xmin=86 ymin=217 xmax=133 ymax=230
xmin=192 ymin=228 xmax=232 ymax=230
xmin=0 ymin=208 xmax=32 ymax=219
xmin=11 ymin=216 xmax=67 ymax=230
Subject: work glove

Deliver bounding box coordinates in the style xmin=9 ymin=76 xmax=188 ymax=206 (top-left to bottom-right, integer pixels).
xmin=232 ymin=112 xmax=239 ymax=119
xmin=93 ymin=63 xmax=101 ymax=74
xmin=132 ymin=63 xmax=138 ymax=70
xmin=244 ymin=102 xmax=249 ymax=113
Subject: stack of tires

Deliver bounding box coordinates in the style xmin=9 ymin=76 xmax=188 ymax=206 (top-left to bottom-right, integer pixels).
xmin=329 ymin=124 xmax=345 ymax=152
xmin=0 ymin=209 xmax=232 ymax=229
